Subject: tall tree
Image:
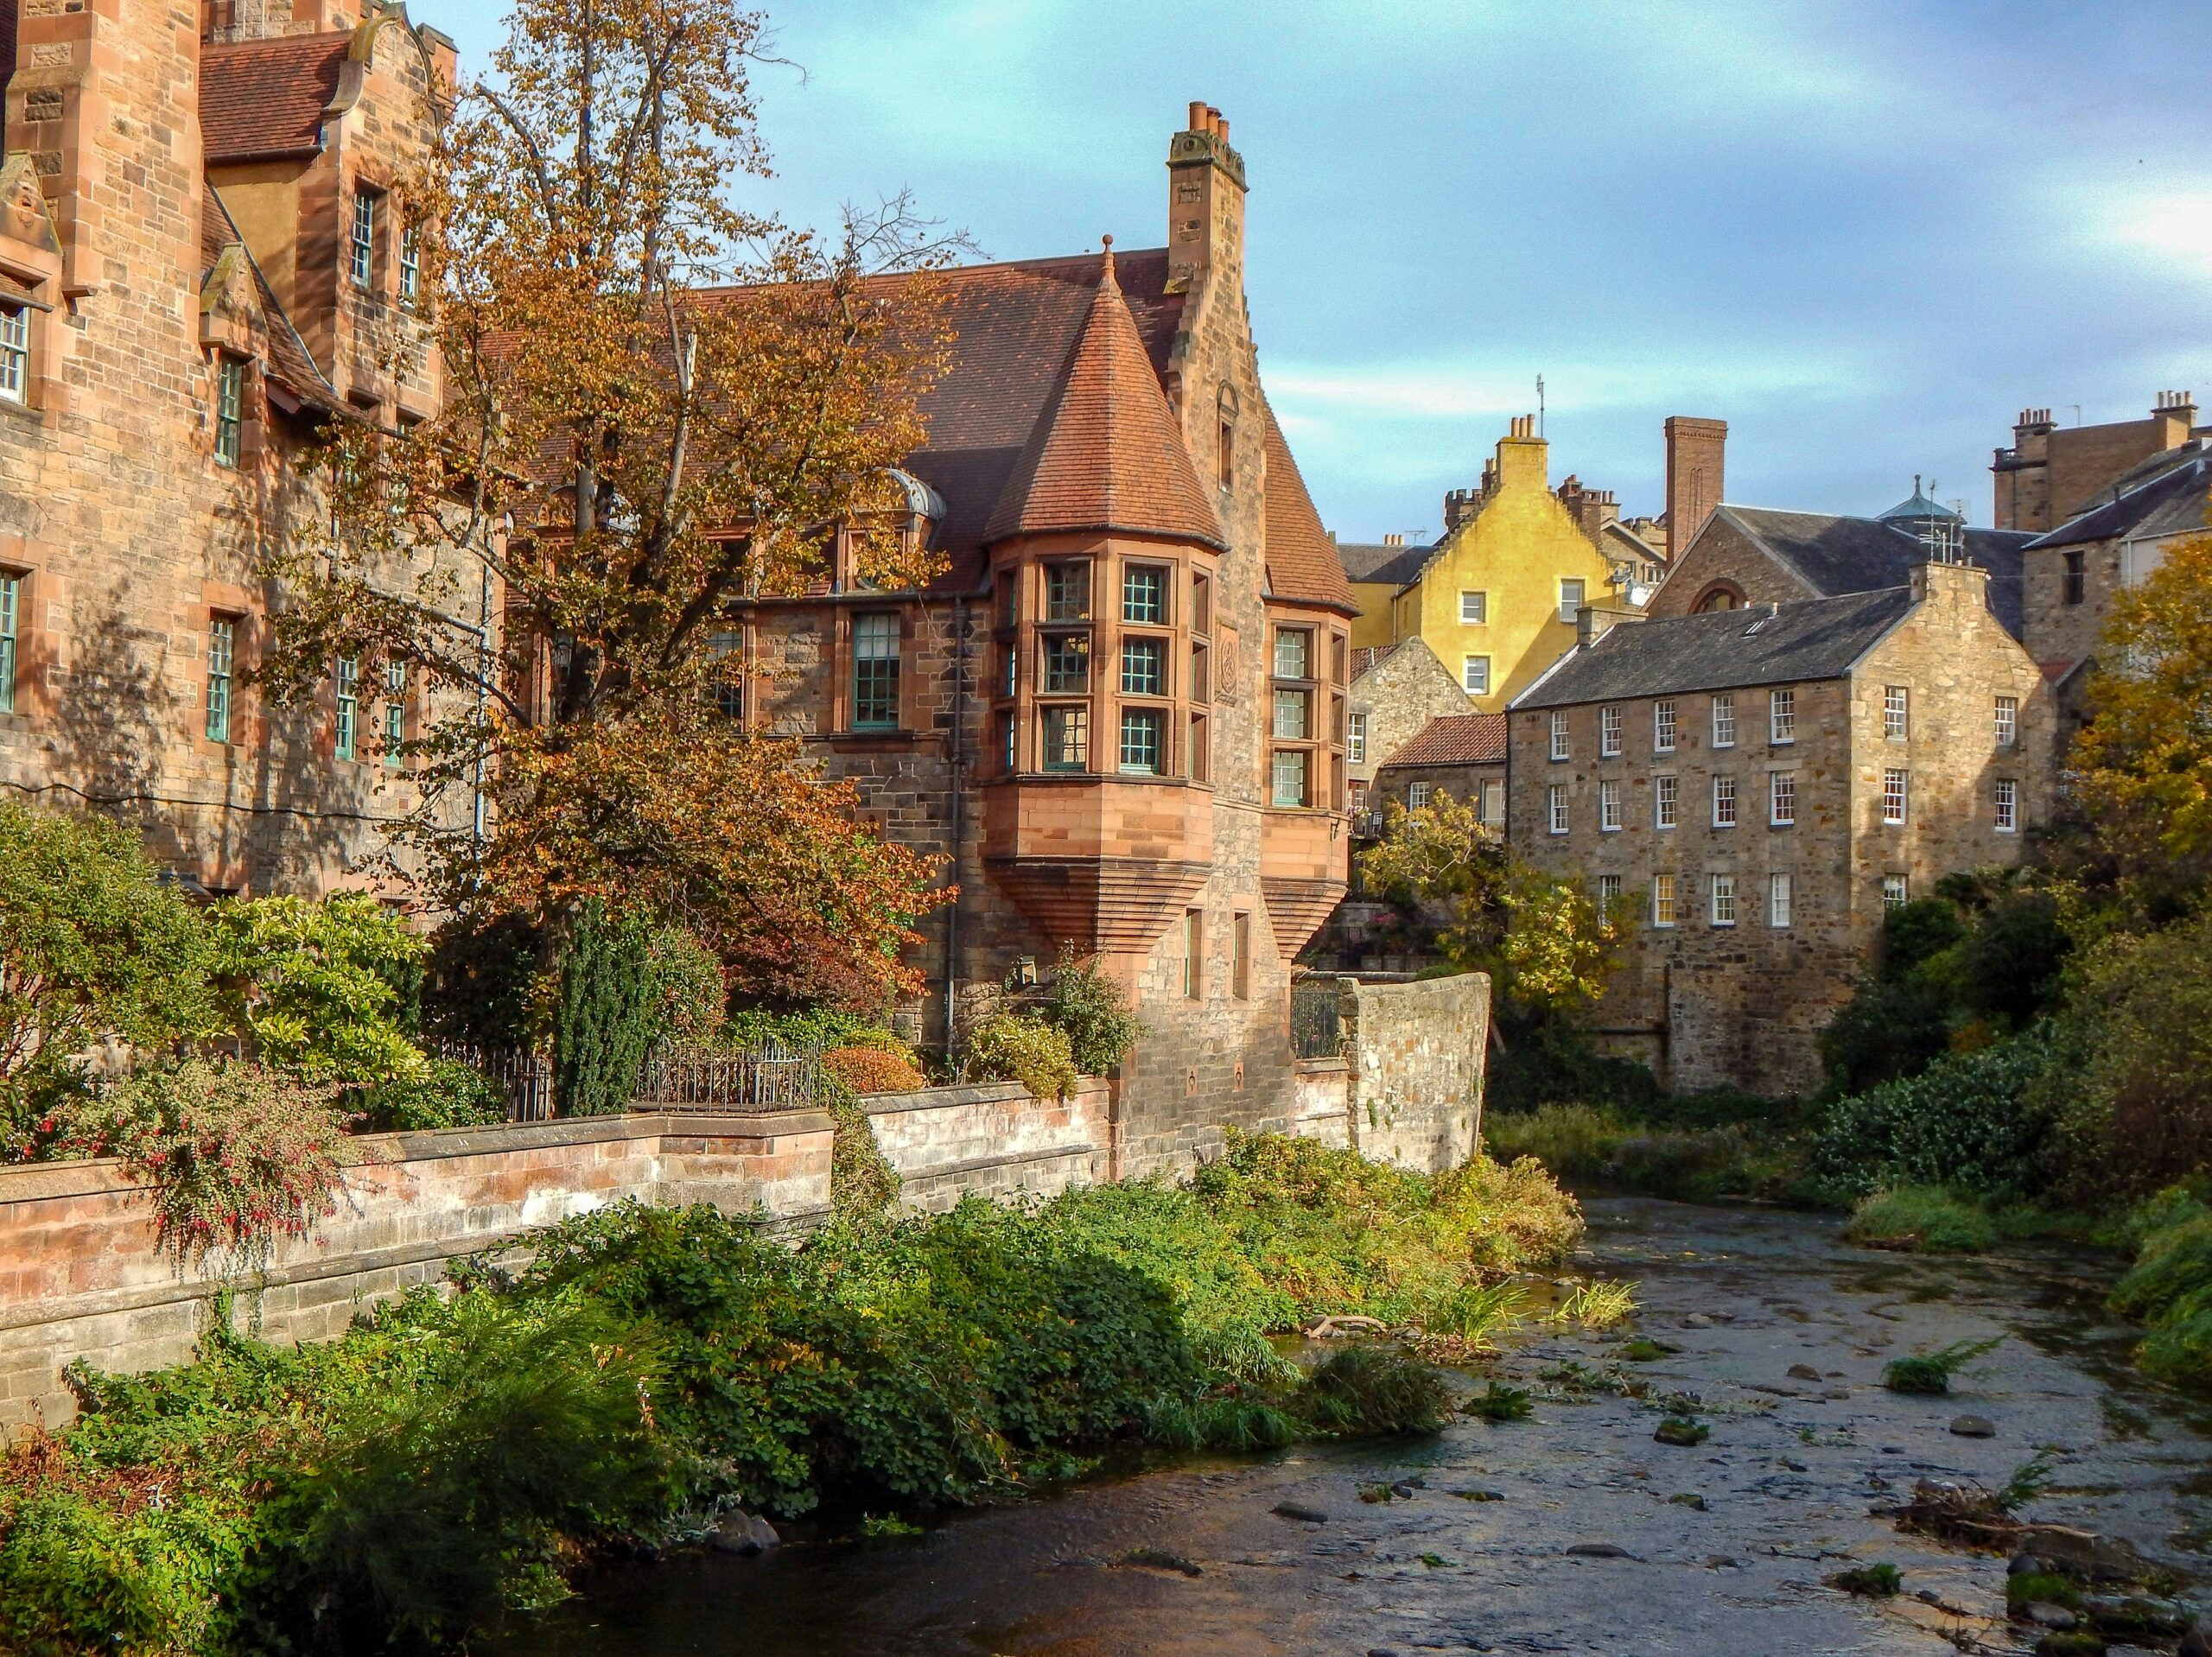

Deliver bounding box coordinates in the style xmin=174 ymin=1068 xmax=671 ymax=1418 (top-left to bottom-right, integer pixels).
xmin=259 ymin=0 xmax=963 ymax=1009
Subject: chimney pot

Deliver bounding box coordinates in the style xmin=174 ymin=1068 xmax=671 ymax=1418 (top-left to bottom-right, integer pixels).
xmin=1188 ymin=100 xmax=1206 ymax=131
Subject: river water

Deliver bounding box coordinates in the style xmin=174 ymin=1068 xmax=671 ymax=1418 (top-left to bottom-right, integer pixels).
xmin=518 ymin=1197 xmax=2212 ymax=1656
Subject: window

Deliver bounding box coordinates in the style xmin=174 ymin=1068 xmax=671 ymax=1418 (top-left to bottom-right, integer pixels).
xmin=1651 ymin=873 xmax=1677 ymax=929
xmin=1000 ymin=713 xmax=1016 ymax=773
xmin=1189 ymin=713 xmax=1210 ymax=783
xmin=1190 ymin=643 xmax=1210 ymax=703
xmin=349 ymin=187 xmax=378 ymax=289
xmin=1272 ymin=688 xmax=1309 ymax=740
xmin=1480 ymin=778 xmax=1504 ymax=828
xmin=1548 ymin=710 xmax=1569 ymax=760
xmin=1883 ymin=684 xmax=1909 ymax=740
xmin=200 ymin=614 xmax=237 ymax=741
xmin=1459 ymin=590 xmax=1488 ymax=625
xmin=2063 ymin=549 xmax=2085 ymax=606
xmin=399 ymin=222 xmax=420 ymax=304
xmin=1272 ymin=748 xmax=1310 ymax=807
xmin=1599 ymin=778 xmax=1622 ymax=831
xmin=1045 ymin=562 xmax=1090 ymax=621
xmin=1217 ymin=385 xmax=1237 ymax=489
xmin=1655 ymin=774 xmax=1677 ymax=829
xmin=1598 ymin=873 xmax=1623 ymax=905
xmin=214 ymin=357 xmax=245 ymax=467
xmin=1548 ymin=784 xmax=1569 ymax=835
xmin=1122 ymin=565 xmax=1167 ymax=624
xmin=1994 ymin=695 xmax=2018 ymax=748
xmin=1653 ymin=698 xmax=1677 ymax=752
xmin=1042 ymin=705 xmax=1089 ymax=771
xmin=1559 ymin=577 xmax=1586 ymax=623
xmin=1882 ymin=767 xmax=1909 ymax=825
xmin=997 ymin=566 xmax=1020 ymax=627
xmin=1711 ymin=693 xmax=1736 ymax=747
xmin=1599 ymin=705 xmax=1622 ymax=756
xmin=1712 ymin=773 xmax=1737 ymax=828
xmin=1122 ymin=638 xmax=1166 ymax=696
xmin=1408 ymin=781 xmax=1433 ymax=809
xmin=1231 ymin=912 xmax=1251 ymax=1000
xmin=1883 ymin=873 xmax=1910 ymax=909
xmin=334 ymin=655 xmax=359 ymax=759
xmin=1769 ymin=873 xmax=1793 ymax=929
xmin=0 ymin=571 xmax=16 ymax=714
xmin=1995 ymin=778 xmax=2018 ymax=833
xmin=1041 ymin=633 xmax=1090 ymax=694
xmin=1462 ymin=655 xmax=1491 ymax=695
xmin=1770 ymin=770 xmax=1796 ymax=826
xmin=852 ymin=613 xmax=900 ymax=728
xmin=382 ymin=657 xmax=406 ymax=765
xmin=1120 ymin=709 xmax=1165 ymax=774
xmin=1710 ymin=873 xmax=1736 ymax=927
xmin=1184 ymin=910 xmax=1205 ymax=1000
xmin=1770 ymin=688 xmax=1796 ymax=744
xmin=1332 ymin=633 xmax=1349 ymax=686
xmin=1001 ymin=646 xmax=1018 ymax=700
xmin=1191 ymin=571 xmax=1211 ymax=635
xmin=1348 ymin=712 xmax=1369 ymax=765
xmin=0 ymin=304 xmax=29 ymax=403
xmin=1274 ymin=627 xmax=1311 ymax=681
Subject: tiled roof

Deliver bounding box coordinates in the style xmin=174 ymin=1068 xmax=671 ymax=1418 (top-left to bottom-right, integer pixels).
xmin=1713 ymin=505 xmax=2031 ymax=639
xmin=1260 ymin=400 xmax=1354 ymax=612
xmin=201 ymin=34 xmax=347 ymax=163
xmin=2027 ymin=448 xmax=2211 ymax=549
xmin=1338 ymin=539 xmax=1433 ymax=587
xmin=1349 ymin=643 xmax=1401 ymax=680
xmin=1377 ymin=713 xmax=1509 ymax=769
xmin=203 ymin=189 xmax=344 ymax=415
xmin=981 ymin=246 xmax=1224 ymax=552
xmin=1510 ymin=587 xmax=1915 ymax=711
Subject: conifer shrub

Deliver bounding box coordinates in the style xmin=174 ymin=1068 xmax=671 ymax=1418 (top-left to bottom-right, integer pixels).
xmin=552 ymin=903 xmax=660 ymax=1116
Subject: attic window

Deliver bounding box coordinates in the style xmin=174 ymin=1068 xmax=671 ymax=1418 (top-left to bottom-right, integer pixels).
xmin=1216 ymin=384 xmax=1239 ymax=489
xmin=1742 ymin=610 xmax=1777 ymax=636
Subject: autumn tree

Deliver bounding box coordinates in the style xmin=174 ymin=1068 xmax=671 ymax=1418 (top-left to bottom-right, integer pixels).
xmin=258 ymin=0 xmax=963 ymax=1009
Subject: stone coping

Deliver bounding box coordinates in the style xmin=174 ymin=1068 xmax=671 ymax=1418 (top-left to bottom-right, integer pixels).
xmin=855 ymin=1078 xmax=1106 ymax=1116
xmin=899 ymin=1143 xmax=1098 ymax=1186
xmin=1293 ymin=1056 xmax=1351 ymax=1076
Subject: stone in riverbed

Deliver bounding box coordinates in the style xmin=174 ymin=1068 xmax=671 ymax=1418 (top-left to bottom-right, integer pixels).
xmin=1950 ymin=1414 xmax=1997 ymax=1438
xmin=2024 ymin=1603 xmax=2079 ymax=1629
xmin=1788 ymin=1363 xmax=1821 ymax=1381
xmin=1271 ymin=1501 xmax=1329 ymax=1523
xmin=1682 ymin=1313 xmax=1714 ymax=1328
xmin=709 ymin=1511 xmax=780 ymax=1555
xmin=1565 ymin=1542 xmax=1637 ymax=1559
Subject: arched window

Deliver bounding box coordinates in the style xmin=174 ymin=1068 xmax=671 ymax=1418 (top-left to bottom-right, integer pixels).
xmin=1215 ymin=383 xmax=1240 ymax=489
xmin=1693 ymin=582 xmax=1746 ymax=613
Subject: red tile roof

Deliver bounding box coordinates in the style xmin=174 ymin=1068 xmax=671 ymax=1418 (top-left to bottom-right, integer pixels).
xmin=1378 ymin=713 xmax=1509 ymax=769
xmin=1349 ymin=643 xmax=1401 ymax=680
xmin=201 ymin=34 xmax=347 ymax=163
xmin=981 ymin=245 xmax=1224 ymax=551
xmin=1260 ymin=399 xmax=1355 ymax=612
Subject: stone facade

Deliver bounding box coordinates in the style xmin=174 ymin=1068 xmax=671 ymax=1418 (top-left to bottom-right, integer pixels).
xmin=1333 ymin=973 xmax=1487 ymax=1171
xmin=1993 ymin=392 xmax=2199 ymax=533
xmin=1510 ymin=562 xmax=2051 ymax=1095
xmin=1346 ymin=636 xmax=1468 ymax=813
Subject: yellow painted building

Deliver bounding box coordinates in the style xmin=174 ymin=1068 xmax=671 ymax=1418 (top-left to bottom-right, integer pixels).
xmin=1337 ymin=417 xmax=1641 ymax=714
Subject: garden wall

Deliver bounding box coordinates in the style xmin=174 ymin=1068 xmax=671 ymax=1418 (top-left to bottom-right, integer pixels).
xmin=1325 ymin=973 xmax=1490 ymax=1173
xmin=861 ymin=1079 xmax=1108 ymax=1211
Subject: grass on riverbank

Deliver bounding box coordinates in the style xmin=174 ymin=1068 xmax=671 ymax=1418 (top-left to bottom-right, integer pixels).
xmin=0 ymin=1133 xmax=1584 ymax=1657
xmin=1482 ymin=1099 xmax=1803 ymax=1203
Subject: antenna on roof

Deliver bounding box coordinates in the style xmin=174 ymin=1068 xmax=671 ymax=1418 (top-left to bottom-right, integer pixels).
xmin=1536 ymin=375 xmax=1546 ymax=439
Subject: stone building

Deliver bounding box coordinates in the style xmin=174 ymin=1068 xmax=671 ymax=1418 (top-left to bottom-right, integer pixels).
xmin=1993 ymin=391 xmax=2202 ymax=534
xmin=1345 ymin=636 xmax=1467 ymax=823
xmin=724 ymin=105 xmax=1357 ymax=1178
xmin=0 ymin=0 xmax=462 ymax=894
xmin=1507 ymin=562 xmax=2051 ymax=1095
xmin=1371 ymin=712 xmax=1508 ymax=828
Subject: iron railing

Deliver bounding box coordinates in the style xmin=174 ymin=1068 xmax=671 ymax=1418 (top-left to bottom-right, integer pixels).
xmin=1289 ymin=982 xmax=1344 ymax=1060
xmin=632 ymin=1038 xmax=825 ymax=1114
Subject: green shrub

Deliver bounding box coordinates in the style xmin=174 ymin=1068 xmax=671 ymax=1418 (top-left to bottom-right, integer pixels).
xmin=1038 ymin=946 xmax=1143 ymax=1076
xmin=353 ymin=1056 xmax=507 ymax=1133
xmin=960 ymin=1013 xmax=1077 ymax=1101
xmin=649 ymin=926 xmax=728 ymax=1045
xmin=553 ymin=902 xmax=660 ymax=1116
xmin=1881 ymin=1337 xmax=2001 ymax=1395
xmin=722 ymin=1005 xmax=892 ymax=1051
xmin=828 ymin=1084 xmax=902 ymax=1218
xmin=2054 ymin=912 xmax=2212 ymax=1197
xmin=1844 ymin=1187 xmax=1999 ymax=1253
xmin=423 ymin=914 xmax=542 ymax=1051
xmin=205 ymin=893 xmax=429 ymax=1087
xmin=1295 ymin=1345 xmax=1448 ymax=1436
xmin=1484 ymin=1102 xmax=1789 ymax=1202
xmin=2112 ymin=1213 xmax=2212 ymax=1387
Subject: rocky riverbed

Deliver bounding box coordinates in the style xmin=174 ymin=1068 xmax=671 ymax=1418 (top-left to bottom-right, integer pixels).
xmin=520 ymin=1197 xmax=2212 ymax=1656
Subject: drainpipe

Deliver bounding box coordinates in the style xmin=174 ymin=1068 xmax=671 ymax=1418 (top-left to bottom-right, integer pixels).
xmin=943 ymin=597 xmax=969 ymax=1055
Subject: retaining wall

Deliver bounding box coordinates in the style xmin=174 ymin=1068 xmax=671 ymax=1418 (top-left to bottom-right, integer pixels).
xmin=862 ymin=1079 xmax=1108 ymax=1211
xmin=1324 ymin=973 xmax=1491 ymax=1172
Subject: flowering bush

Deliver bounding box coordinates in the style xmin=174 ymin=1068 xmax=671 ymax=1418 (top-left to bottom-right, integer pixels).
xmin=822 ymin=1044 xmax=925 ymax=1095
xmin=960 ymin=1014 xmax=1076 ymax=1101
xmin=57 ymin=1058 xmax=355 ymax=1270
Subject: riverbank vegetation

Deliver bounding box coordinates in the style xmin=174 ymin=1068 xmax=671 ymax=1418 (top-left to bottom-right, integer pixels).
xmin=0 ymin=1133 xmax=1585 ymax=1654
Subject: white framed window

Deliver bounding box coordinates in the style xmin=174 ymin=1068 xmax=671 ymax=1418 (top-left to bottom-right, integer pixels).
xmin=1882 ymin=873 xmax=1910 ymax=909
xmin=1651 ymin=873 xmax=1677 ymax=928
xmin=382 ymin=657 xmax=406 ymax=767
xmin=1711 ymin=692 xmax=1736 ymax=748
xmin=1883 ymin=684 xmax=1909 ymax=740
xmin=1770 ymin=688 xmax=1796 ymax=745
xmin=399 ymin=222 xmax=421 ymax=304
xmin=1712 ymin=773 xmax=1737 ymax=828
xmin=214 ymin=356 xmax=245 ymax=467
xmin=1599 ymin=778 xmax=1622 ymax=830
xmin=1995 ymin=778 xmax=2018 ymax=832
xmin=1655 ymin=774 xmax=1677 ymax=829
xmin=1408 ymin=780 xmax=1433 ymax=809
xmin=1463 ymin=654 xmax=1491 ymax=695
xmin=1480 ymin=778 xmax=1504 ymax=827
xmin=1559 ymin=577 xmax=1586 ymax=623
xmin=1882 ymin=767 xmax=1908 ymax=825
xmin=1348 ymin=711 xmax=1368 ymax=765
xmin=1548 ymin=783 xmax=1569 ymax=835
xmin=1769 ymin=873 xmax=1793 ymax=929
xmin=1599 ymin=704 xmax=1622 ymax=757
xmin=0 ymin=304 xmax=29 ymax=403
xmin=1548 ymin=709 xmax=1569 ymax=760
xmin=1770 ymin=770 xmax=1796 ymax=827
xmin=1710 ymin=873 xmax=1736 ymax=927
xmin=334 ymin=655 xmax=359 ymax=760
xmin=1598 ymin=873 xmax=1623 ymax=905
xmin=349 ymin=187 xmax=378 ymax=289
xmin=206 ymin=614 xmax=236 ymax=743
xmin=853 ymin=612 xmax=901 ymax=729
xmin=1459 ymin=590 xmax=1488 ymax=625
xmin=1653 ymin=698 xmax=1677 ymax=752
xmin=0 ymin=570 xmax=17 ymax=714
xmin=1994 ymin=695 xmax=2018 ymax=748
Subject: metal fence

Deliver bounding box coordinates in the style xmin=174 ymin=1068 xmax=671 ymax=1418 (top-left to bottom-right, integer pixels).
xmin=429 ymin=1041 xmax=556 ymax=1123
xmin=433 ymin=1038 xmax=823 ymax=1121
xmin=1289 ymin=982 xmax=1344 ymax=1060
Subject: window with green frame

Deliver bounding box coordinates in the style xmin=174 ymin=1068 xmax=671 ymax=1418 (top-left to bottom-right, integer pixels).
xmin=1120 ymin=637 xmax=1164 ymax=695
xmin=334 ymin=655 xmax=359 ymax=760
xmin=1041 ymin=632 xmax=1090 ymax=693
xmin=0 ymin=571 xmax=19 ymax=714
xmin=382 ymin=657 xmax=406 ymax=765
xmin=1122 ymin=564 xmax=1166 ymax=624
xmin=1118 ymin=708 xmax=1164 ymax=774
xmin=1041 ymin=705 xmax=1089 ymax=771
xmin=852 ymin=613 xmax=899 ymax=728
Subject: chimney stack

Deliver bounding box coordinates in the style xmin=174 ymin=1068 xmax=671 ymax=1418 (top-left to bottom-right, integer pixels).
xmin=1664 ymin=416 xmax=1726 ymax=557
xmin=2153 ymin=389 xmax=2197 ymax=449
xmin=1166 ymin=98 xmax=1246 ymax=297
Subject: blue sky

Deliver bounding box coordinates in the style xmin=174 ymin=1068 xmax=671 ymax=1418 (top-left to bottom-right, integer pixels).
xmin=429 ymin=1 xmax=2212 ymax=539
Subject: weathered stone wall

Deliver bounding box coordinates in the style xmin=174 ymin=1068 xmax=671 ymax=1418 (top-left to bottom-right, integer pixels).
xmin=1348 ymin=637 xmax=1469 ymax=790
xmin=861 ymin=1078 xmax=1107 ymax=1212
xmin=1287 ymin=1057 xmax=1353 ymax=1148
xmin=1319 ymin=973 xmax=1487 ymax=1173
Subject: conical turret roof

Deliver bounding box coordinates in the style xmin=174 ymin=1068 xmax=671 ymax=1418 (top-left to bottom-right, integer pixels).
xmin=982 ymin=243 xmax=1227 ymax=549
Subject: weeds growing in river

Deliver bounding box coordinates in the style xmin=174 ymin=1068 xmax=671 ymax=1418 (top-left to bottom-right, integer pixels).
xmin=1463 ymin=1381 xmax=1535 ymax=1424
xmin=1551 ymin=1278 xmax=1639 ymax=1329
xmin=1882 ymin=1336 xmax=2004 ymax=1394
xmin=1828 ymin=1563 xmax=1903 ymax=1597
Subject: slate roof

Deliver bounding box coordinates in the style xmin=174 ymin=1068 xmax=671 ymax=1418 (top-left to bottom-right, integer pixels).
xmin=1709 ymin=505 xmax=2032 ymax=639
xmin=1510 ymin=587 xmax=1915 ymax=711
xmin=980 ymin=246 xmax=1224 ymax=552
xmin=1377 ymin=713 xmax=1509 ymax=769
xmin=201 ymin=34 xmax=348 ymax=163
xmin=1338 ymin=540 xmax=1433 ymax=587
xmin=2027 ymin=448 xmax=2211 ymax=549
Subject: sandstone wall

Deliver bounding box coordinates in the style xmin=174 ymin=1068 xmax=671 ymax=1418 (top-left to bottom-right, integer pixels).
xmin=1305 ymin=973 xmax=1487 ymax=1173
xmin=862 ymin=1078 xmax=1107 ymax=1211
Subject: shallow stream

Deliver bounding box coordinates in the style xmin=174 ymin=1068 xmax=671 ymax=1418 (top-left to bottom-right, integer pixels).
xmin=517 ymin=1197 xmax=2212 ymax=1655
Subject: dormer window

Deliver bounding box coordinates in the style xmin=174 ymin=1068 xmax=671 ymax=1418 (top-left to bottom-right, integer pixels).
xmin=0 ymin=303 xmax=29 ymax=403
xmin=350 ymin=188 xmax=378 ymax=289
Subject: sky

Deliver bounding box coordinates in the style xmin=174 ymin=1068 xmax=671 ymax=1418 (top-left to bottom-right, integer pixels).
xmin=428 ymin=0 xmax=2212 ymax=540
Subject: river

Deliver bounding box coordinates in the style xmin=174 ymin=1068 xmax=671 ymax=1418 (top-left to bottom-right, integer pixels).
xmin=517 ymin=1197 xmax=2212 ymax=1655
